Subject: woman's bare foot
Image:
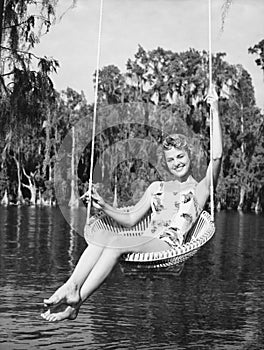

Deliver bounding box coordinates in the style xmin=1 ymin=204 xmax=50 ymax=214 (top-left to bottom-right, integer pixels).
xmin=41 ymin=303 xmax=79 ymax=322
xmin=43 ymin=282 xmax=80 ymax=307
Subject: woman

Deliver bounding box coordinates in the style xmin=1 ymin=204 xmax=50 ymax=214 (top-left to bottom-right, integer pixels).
xmin=41 ymin=88 xmax=222 ymax=322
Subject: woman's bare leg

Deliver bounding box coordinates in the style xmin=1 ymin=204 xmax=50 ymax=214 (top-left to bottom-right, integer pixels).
xmin=80 ymin=236 xmax=169 ymax=300
xmin=43 ymin=243 xmax=104 ymax=307
xmin=41 ymin=236 xmax=169 ymax=322
xmin=43 ymin=230 xmax=114 ymax=308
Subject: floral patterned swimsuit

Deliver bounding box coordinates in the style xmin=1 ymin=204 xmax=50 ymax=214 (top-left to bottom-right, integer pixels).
xmin=143 ymin=181 xmax=202 ymax=247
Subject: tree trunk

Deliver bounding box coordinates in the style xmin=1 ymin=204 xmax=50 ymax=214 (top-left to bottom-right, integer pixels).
xmin=42 ymin=109 xmax=54 ymax=206
xmin=237 ymin=186 xmax=245 ymax=211
xmin=37 ymin=191 xmax=45 ymax=206
xmin=48 ymin=163 xmax=53 ymax=206
xmin=237 ymin=103 xmax=246 ymax=212
xmin=43 ymin=109 xmax=51 ymax=178
xmin=255 ymin=196 xmax=262 ymax=213
xmin=240 ymin=104 xmax=245 ymax=154
xmin=22 ymin=168 xmax=37 ymax=206
xmin=68 ymin=126 xmax=79 ymax=208
xmin=1 ymin=189 xmax=9 ymax=205
xmin=216 ymin=201 xmax=221 ymax=212
xmin=29 ymin=185 xmax=37 ymax=205
xmin=0 ymin=0 xmax=5 ymax=63
xmin=13 ymin=156 xmax=24 ymax=205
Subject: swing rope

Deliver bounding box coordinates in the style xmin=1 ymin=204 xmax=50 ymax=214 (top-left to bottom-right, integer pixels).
xmin=86 ymin=0 xmax=104 ymax=226
xmin=208 ymin=0 xmax=215 ymax=221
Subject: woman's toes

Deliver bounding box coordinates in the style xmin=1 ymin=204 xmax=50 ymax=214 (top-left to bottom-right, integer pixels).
xmin=40 ymin=309 xmax=50 ymax=320
xmin=49 ymin=314 xmax=58 ymax=322
xmin=43 ymin=295 xmax=59 ymax=306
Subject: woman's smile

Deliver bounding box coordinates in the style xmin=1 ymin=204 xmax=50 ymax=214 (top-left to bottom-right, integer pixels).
xmin=172 ymin=163 xmax=184 ymax=170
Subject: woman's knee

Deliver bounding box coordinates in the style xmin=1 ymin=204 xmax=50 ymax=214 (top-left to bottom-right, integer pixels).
xmin=89 ymin=229 xmax=114 ymax=247
xmin=103 ymin=246 xmax=123 ymax=260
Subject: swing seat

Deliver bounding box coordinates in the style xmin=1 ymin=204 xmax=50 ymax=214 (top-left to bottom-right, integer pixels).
xmin=84 ymin=209 xmax=215 ymax=269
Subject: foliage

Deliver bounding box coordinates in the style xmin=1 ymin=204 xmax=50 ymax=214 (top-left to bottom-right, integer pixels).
xmin=249 ymin=39 xmax=264 ymax=72
xmin=0 ymin=0 xmax=59 ymax=97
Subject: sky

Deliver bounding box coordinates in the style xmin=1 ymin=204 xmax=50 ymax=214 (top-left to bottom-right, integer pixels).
xmin=34 ymin=0 xmax=264 ymax=109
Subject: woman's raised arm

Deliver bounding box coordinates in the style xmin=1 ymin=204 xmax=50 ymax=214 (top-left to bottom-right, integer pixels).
xmin=196 ymin=87 xmax=223 ymax=208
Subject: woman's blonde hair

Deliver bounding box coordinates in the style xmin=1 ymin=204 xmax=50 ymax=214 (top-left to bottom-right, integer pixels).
xmin=162 ymin=134 xmax=190 ymax=155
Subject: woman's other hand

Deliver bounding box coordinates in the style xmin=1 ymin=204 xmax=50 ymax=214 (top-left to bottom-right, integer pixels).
xmin=80 ymin=185 xmax=106 ymax=210
xmin=91 ymin=186 xmax=105 ymax=210
xmin=205 ymin=84 xmax=218 ymax=111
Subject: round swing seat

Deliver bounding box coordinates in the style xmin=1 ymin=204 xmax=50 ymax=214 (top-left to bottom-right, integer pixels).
xmin=84 ymin=209 xmax=215 ymax=269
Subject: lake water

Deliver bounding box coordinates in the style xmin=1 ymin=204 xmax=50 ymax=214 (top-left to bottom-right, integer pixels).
xmin=0 ymin=206 xmax=264 ymax=350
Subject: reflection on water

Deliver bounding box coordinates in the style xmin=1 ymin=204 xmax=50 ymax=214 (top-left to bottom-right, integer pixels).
xmin=0 ymin=207 xmax=264 ymax=349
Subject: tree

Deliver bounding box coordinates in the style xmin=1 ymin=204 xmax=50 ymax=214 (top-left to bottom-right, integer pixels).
xmin=0 ymin=0 xmax=64 ymax=204
xmin=0 ymin=0 xmax=59 ymax=93
xmin=248 ymin=38 xmax=264 ymax=211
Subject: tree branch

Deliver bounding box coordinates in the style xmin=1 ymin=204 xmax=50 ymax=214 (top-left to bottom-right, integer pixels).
xmin=0 ymin=69 xmax=14 ymax=77
xmin=22 ymin=166 xmax=31 ymax=180
xmin=3 ymin=20 xmax=31 ymax=30
xmin=2 ymin=15 xmax=50 ymax=30
xmin=22 ymin=183 xmax=30 ymax=190
xmin=0 ymin=45 xmax=42 ymax=60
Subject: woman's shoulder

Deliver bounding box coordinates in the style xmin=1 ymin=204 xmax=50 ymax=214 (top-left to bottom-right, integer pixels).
xmin=147 ymin=181 xmax=163 ymax=193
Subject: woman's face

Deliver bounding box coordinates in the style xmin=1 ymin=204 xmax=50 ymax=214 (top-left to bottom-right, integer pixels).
xmin=164 ymin=147 xmax=191 ymax=181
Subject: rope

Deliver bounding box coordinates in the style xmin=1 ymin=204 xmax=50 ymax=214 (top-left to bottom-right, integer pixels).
xmin=86 ymin=0 xmax=104 ymax=226
xmin=208 ymin=0 xmax=215 ymax=221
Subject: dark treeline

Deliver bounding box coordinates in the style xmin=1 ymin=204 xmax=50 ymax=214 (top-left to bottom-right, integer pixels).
xmin=0 ymin=1 xmax=264 ymax=212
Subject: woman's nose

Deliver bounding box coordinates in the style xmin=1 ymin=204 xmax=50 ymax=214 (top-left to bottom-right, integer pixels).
xmin=172 ymin=160 xmax=178 ymax=168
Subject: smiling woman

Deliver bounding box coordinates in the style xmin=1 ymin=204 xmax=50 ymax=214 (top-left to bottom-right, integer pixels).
xmin=40 ymin=0 xmax=225 ymax=323
xmin=41 ymin=87 xmax=222 ymax=323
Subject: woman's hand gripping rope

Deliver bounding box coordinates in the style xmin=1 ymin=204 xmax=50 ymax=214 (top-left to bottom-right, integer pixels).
xmin=205 ymin=84 xmax=218 ymax=111
xmin=80 ymin=185 xmax=106 ymax=210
